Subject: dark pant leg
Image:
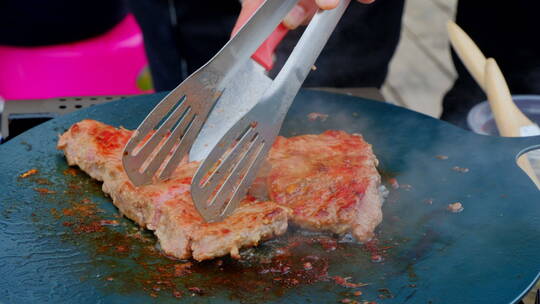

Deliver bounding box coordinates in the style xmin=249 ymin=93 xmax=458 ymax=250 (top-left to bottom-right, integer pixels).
xmin=272 ymin=0 xmax=405 ymax=88
xmin=128 ymin=0 xmax=239 ymax=92
xmin=128 ymin=0 xmax=184 ymax=91
xmin=442 ymin=1 xmax=540 ymax=129
xmin=172 ymin=0 xmax=240 ymax=74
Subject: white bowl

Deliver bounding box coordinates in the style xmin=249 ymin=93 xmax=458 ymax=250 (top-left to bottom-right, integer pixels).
xmin=467 ymin=95 xmax=540 ymax=172
xmin=467 ymin=95 xmax=540 ymax=136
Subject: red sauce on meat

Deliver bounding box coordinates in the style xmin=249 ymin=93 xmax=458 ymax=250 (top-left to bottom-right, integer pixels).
xmin=85 ymin=123 xmax=131 ymax=155
xmin=176 ymin=177 xmax=192 ymax=184
xmin=264 ymin=209 xmax=282 ymax=220
xmin=71 ymin=123 xmax=80 ymax=134
xmin=95 ymin=129 xmax=128 ymax=153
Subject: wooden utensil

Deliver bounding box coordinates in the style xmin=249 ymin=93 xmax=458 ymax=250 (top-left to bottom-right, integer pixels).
xmin=485 ymin=59 xmax=540 ymax=188
xmin=446 ymin=21 xmax=487 ymax=90
xmin=447 ymin=20 xmax=540 ymax=189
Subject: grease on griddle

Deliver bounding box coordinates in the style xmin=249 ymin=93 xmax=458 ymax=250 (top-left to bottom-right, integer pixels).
xmin=59 ymin=198 xmax=109 ymax=234
xmin=63 ymin=168 xmax=79 ymax=176
xmin=21 ymin=166 xmax=58 ymax=193
xmin=34 ymin=187 xmax=56 ymax=194
xmin=19 ymin=168 xmax=38 ymax=178
xmin=447 ymin=202 xmax=464 ymax=213
xmin=319 ymin=237 xmax=338 ymax=251
xmin=452 ymin=166 xmax=469 ymax=173
xmin=423 ymin=198 xmax=434 ymax=205
xmin=62 ymin=198 xmax=98 ymax=217
xmin=35 ymin=178 xmax=52 ymax=185
xmin=364 ymin=239 xmax=388 ymax=264
xmin=377 ymin=288 xmax=393 ymax=299
xmin=100 ymin=219 xmax=119 ymax=226
xmin=399 ymin=184 xmax=413 ymax=191
xmin=20 ymin=141 xmax=32 ymax=151
xmin=387 ymin=178 xmax=399 ymax=190
xmin=307 ymin=112 xmax=329 ymax=122
xmin=406 ymin=264 xmax=418 ymax=282
xmin=332 ymin=276 xmax=368 ymax=288
xmin=29 ymin=164 xmax=385 ymax=302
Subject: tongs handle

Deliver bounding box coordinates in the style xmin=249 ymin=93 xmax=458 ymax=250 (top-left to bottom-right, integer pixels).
xmin=259 ymin=0 xmax=351 ymax=119
xmin=252 ymin=24 xmax=289 ymax=70
xmin=210 ymin=0 xmax=297 ymax=77
xmin=232 ymin=2 xmax=290 ymax=71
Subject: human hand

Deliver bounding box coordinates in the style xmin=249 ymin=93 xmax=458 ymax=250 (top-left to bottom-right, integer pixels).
xmin=232 ymin=0 xmax=375 ymax=34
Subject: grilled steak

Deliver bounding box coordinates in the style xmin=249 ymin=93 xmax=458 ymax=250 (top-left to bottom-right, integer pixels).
xmin=58 ymin=120 xmax=382 ymax=260
xmin=57 ymin=120 xmax=289 ymax=261
xmin=264 ymin=131 xmax=382 ymax=241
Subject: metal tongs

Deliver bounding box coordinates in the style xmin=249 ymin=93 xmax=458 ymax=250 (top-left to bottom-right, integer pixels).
xmin=123 ymin=0 xmax=350 ymax=222
xmin=192 ymin=0 xmax=351 ymax=221
xmin=122 ymin=0 xmax=298 ymax=185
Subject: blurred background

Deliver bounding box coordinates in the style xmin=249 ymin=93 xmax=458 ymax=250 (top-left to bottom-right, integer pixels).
xmin=382 ymin=0 xmax=457 ymax=117
xmin=2 ymin=0 xmax=540 ymax=143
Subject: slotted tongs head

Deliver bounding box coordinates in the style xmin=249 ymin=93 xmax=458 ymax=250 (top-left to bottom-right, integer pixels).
xmin=191 ymin=0 xmax=351 ymax=222
xmin=121 ymin=0 xmax=298 ymax=186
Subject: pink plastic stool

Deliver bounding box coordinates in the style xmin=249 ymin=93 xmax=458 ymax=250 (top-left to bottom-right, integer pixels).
xmin=0 ymin=14 xmax=151 ymax=100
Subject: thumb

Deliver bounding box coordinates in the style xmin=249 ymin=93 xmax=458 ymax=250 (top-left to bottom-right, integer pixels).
xmin=283 ymin=0 xmax=320 ymax=30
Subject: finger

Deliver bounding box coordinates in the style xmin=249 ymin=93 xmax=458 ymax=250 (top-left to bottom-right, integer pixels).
xmin=232 ymin=0 xmax=265 ymax=37
xmin=283 ymin=0 xmax=319 ymax=30
xmin=315 ymin=0 xmax=340 ymax=10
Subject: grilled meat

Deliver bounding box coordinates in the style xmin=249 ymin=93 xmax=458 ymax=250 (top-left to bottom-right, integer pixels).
xmin=264 ymin=131 xmax=382 ymax=241
xmin=57 ymin=120 xmax=382 ymax=260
